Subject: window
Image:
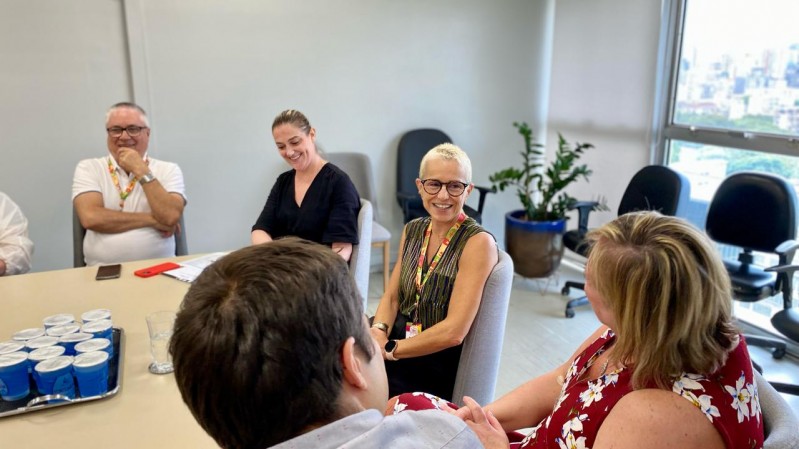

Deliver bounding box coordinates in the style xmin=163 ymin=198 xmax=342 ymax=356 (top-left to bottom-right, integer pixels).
xmin=654 ymin=0 xmax=799 ymax=332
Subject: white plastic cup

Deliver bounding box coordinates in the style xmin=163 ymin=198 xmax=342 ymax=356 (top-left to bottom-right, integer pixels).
xmin=42 ymin=314 xmax=76 ymax=329
xmin=0 ymin=340 xmax=26 ymax=355
xmin=81 ymin=309 xmax=112 ymax=323
xmin=25 ymin=336 xmax=59 ymax=352
xmin=81 ymin=319 xmax=113 ymax=341
xmin=46 ymin=323 xmax=81 ymax=338
xmin=12 ymin=328 xmax=45 ymax=342
xmin=28 ymin=346 xmax=66 ymax=373
xmin=75 ymin=338 xmax=113 ymax=357
xmin=58 ymin=333 xmax=93 ymax=356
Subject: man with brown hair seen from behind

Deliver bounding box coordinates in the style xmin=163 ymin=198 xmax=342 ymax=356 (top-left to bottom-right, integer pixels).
xmin=170 ymin=238 xmax=482 ymax=449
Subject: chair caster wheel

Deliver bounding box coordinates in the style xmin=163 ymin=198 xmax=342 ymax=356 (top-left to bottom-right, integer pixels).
xmin=565 ymin=308 xmax=575 ymax=318
xmin=561 ymin=286 xmax=570 ymax=296
xmin=772 ymin=348 xmax=786 ymax=359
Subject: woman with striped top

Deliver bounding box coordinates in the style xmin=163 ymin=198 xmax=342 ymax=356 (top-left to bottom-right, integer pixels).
xmin=370 ymin=143 xmax=497 ymax=399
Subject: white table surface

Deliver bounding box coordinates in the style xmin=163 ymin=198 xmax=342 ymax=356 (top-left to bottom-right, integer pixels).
xmin=0 ymin=257 xmax=218 ymax=448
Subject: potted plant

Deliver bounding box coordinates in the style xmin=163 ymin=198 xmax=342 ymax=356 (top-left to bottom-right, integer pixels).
xmin=490 ymin=122 xmax=601 ymax=278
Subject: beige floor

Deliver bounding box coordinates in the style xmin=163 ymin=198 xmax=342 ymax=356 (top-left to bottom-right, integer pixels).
xmin=366 ymin=265 xmax=799 ymax=413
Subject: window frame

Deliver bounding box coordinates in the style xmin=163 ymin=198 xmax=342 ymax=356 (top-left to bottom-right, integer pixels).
xmin=652 ymin=0 xmax=799 ymax=163
xmin=651 ymin=0 xmax=799 ymax=352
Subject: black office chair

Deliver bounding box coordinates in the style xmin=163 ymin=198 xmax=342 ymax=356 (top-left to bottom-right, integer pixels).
xmin=561 ymin=165 xmax=691 ymax=318
xmin=396 ymin=129 xmax=493 ymax=224
xmin=705 ymin=171 xmax=799 ymax=360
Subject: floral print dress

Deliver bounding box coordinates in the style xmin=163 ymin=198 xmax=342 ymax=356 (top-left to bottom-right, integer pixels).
xmin=393 ymin=329 xmax=764 ymax=449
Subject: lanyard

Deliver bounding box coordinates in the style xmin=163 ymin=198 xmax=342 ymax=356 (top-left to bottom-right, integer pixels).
xmin=107 ymin=157 xmax=147 ymax=210
xmin=413 ymin=213 xmax=466 ymax=321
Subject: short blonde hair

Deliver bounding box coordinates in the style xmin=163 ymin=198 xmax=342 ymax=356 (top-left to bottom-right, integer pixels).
xmin=419 ymin=143 xmax=472 ymax=182
xmin=586 ymin=211 xmax=737 ymax=390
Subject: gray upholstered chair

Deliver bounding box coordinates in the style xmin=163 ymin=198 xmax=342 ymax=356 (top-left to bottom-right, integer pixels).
xmin=451 ymin=248 xmax=514 ymax=406
xmin=349 ymin=199 xmax=373 ymax=311
xmin=73 ymin=206 xmax=188 ymax=267
xmin=756 ymin=369 xmax=799 ymax=449
xmin=327 ymin=152 xmax=392 ymax=293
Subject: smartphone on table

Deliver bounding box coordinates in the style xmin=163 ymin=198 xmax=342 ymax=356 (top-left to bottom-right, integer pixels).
xmin=134 ymin=262 xmax=181 ymax=278
xmin=95 ymin=264 xmax=122 ymax=280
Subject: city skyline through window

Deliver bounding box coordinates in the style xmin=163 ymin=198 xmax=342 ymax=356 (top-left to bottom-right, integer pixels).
xmin=660 ymin=0 xmax=799 ymax=332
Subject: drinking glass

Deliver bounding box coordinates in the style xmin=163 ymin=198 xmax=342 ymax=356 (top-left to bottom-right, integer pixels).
xmin=146 ymin=311 xmax=176 ymax=374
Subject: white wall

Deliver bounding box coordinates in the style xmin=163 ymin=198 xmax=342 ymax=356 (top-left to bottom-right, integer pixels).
xmin=1 ymin=0 xmax=554 ymax=272
xmin=547 ymin=0 xmax=662 ymax=229
xmin=0 ymin=0 xmax=131 ymax=272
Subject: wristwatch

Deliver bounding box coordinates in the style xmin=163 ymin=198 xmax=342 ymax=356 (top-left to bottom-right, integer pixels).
xmin=371 ymin=322 xmax=389 ymax=334
xmin=140 ymin=171 xmax=156 ymax=184
xmin=384 ymin=340 xmax=398 ymax=361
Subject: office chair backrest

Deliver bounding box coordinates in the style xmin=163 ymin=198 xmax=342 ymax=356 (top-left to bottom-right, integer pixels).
xmin=327 ymin=153 xmax=380 ymax=221
xmin=73 ymin=207 xmax=88 ymax=268
xmin=397 ymin=129 xmax=453 ymax=197
xmin=175 ymin=214 xmax=188 ymax=256
xmin=451 ymin=248 xmax=513 ymax=406
xmin=706 ymin=172 xmax=798 ymax=253
xmin=618 ymin=165 xmax=691 ymax=216
xmin=349 ymin=199 xmax=373 ymax=311
xmin=73 ymin=206 xmax=189 ymax=267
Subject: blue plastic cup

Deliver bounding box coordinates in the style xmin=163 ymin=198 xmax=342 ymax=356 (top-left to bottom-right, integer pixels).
xmin=0 ymin=352 xmax=30 ymax=401
xmin=58 ymin=333 xmax=92 ymax=356
xmin=12 ymin=328 xmax=45 ymax=342
xmin=28 ymin=346 xmax=66 ymax=374
xmin=25 ymin=336 xmax=59 ymax=352
xmin=80 ymin=320 xmax=113 ymax=342
xmin=42 ymin=314 xmax=75 ymax=329
xmin=81 ymin=309 xmax=112 ymax=323
xmin=34 ymin=355 xmax=75 ymax=399
xmin=73 ymin=351 xmax=110 ymax=397
xmin=46 ymin=323 xmax=81 ymax=338
xmin=75 ymin=338 xmax=113 ymax=358
xmin=0 ymin=340 xmax=26 ymax=355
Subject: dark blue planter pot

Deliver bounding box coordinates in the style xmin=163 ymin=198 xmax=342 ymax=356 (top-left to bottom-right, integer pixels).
xmin=505 ymin=210 xmax=566 ymax=278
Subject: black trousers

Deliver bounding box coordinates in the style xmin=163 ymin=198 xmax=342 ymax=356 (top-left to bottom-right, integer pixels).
xmin=383 ymin=314 xmax=463 ymax=401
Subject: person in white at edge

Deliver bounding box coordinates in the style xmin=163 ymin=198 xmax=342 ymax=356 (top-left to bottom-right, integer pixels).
xmin=0 ymin=191 xmax=34 ymax=276
xmin=72 ymin=102 xmax=186 ymax=266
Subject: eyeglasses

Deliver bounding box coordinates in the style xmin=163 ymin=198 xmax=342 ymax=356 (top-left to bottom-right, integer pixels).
xmin=421 ymin=179 xmax=469 ymax=197
xmin=106 ymin=126 xmax=148 ymax=137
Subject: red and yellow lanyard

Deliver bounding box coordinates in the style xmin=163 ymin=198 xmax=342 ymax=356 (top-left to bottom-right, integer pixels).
xmin=413 ymin=212 xmax=466 ymax=323
xmin=107 ymin=157 xmax=147 ymax=210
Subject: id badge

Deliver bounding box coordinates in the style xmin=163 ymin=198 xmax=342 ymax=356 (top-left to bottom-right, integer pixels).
xmin=405 ymin=322 xmax=422 ymax=338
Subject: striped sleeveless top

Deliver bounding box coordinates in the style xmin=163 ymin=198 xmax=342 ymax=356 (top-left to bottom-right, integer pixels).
xmin=397 ymin=216 xmax=489 ymax=329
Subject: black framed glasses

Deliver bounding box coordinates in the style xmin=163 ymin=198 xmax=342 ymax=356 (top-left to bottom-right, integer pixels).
xmin=421 ymin=179 xmax=469 ymax=197
xmin=106 ymin=126 xmax=148 ymax=137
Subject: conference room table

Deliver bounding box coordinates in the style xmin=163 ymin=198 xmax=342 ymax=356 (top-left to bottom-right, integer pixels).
xmin=0 ymin=257 xmax=217 ymax=448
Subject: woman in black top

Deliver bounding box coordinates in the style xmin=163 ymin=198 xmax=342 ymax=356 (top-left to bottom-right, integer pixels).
xmin=251 ymin=110 xmax=360 ymax=261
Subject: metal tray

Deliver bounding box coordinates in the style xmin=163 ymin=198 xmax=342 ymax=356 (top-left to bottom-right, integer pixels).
xmin=0 ymin=327 xmax=125 ymax=418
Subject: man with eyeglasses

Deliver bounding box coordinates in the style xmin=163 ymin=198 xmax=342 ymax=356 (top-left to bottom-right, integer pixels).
xmin=71 ymin=102 xmax=186 ymax=266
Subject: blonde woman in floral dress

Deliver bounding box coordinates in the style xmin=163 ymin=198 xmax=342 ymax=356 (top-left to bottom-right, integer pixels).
xmin=394 ymin=211 xmax=764 ymax=449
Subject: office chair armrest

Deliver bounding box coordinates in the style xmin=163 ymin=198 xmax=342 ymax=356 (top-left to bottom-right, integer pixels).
xmin=775 ymin=239 xmax=799 ymax=265
xmin=568 ymin=201 xmax=600 ymax=233
xmin=765 ymin=263 xmax=799 ymax=310
xmin=472 ymin=185 xmax=495 ymax=214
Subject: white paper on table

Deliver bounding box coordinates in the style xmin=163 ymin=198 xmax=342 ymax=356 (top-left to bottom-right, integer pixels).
xmin=161 ymin=252 xmax=228 ymax=283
